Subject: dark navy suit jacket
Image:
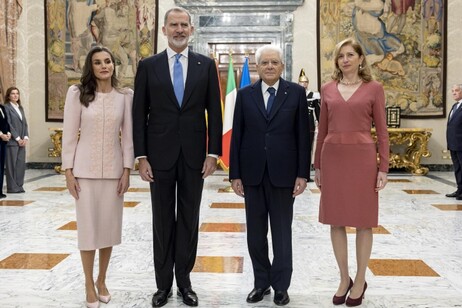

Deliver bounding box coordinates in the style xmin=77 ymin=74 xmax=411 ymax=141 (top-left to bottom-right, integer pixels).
xmin=229 ymin=78 xmax=311 ymax=187
xmin=132 ymin=49 xmax=222 ymax=170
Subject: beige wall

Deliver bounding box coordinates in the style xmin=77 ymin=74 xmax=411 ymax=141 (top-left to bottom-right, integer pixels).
xmin=17 ymin=0 xmax=462 ymax=165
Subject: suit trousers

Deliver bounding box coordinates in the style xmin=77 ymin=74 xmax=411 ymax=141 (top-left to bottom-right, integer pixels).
xmin=0 ymin=142 xmax=6 ymax=193
xmin=150 ymin=151 xmax=204 ymax=290
xmin=244 ymin=169 xmax=294 ymax=291
xmin=5 ymin=145 xmax=25 ymax=193
xmin=450 ymin=150 xmax=462 ymax=193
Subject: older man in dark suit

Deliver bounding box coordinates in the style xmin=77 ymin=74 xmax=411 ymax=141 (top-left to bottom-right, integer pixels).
xmin=446 ymin=84 xmax=462 ymax=199
xmin=132 ymin=7 xmax=222 ymax=308
xmin=229 ymin=45 xmax=310 ymax=306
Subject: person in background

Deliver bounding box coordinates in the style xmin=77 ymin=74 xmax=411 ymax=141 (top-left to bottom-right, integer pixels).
xmin=314 ymin=38 xmax=389 ymax=307
xmin=445 ymin=84 xmax=462 ymax=199
xmin=298 ymin=68 xmax=320 ymax=180
xmin=4 ymin=87 xmax=28 ymax=194
xmin=0 ymin=101 xmax=11 ymax=198
xmin=132 ymin=7 xmax=222 ymax=308
xmin=229 ymin=44 xmax=310 ymax=306
xmin=62 ymin=46 xmax=134 ymax=308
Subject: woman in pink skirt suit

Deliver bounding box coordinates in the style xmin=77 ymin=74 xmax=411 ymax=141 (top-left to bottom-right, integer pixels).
xmin=314 ymin=38 xmax=389 ymax=307
xmin=62 ymin=46 xmax=134 ymax=308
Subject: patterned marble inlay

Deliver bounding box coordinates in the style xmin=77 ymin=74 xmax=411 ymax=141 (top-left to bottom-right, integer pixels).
xmin=368 ymin=259 xmax=439 ymax=276
xmin=346 ymin=225 xmax=390 ymax=234
xmin=218 ymin=187 xmax=234 ymax=193
xmin=193 ymin=256 xmax=243 ymax=273
xmin=0 ymin=253 xmax=69 ymax=270
xmin=388 ymin=179 xmax=412 ymax=183
xmin=210 ymin=202 xmax=245 ymax=209
xmin=34 ymin=187 xmax=67 ymax=191
xmin=0 ymin=200 xmax=34 ymax=206
xmin=402 ymin=190 xmax=439 ymax=194
xmin=127 ymin=188 xmax=150 ymax=192
xmin=432 ymin=204 xmax=462 ymax=211
xmin=124 ymin=201 xmax=140 ymax=208
xmin=200 ymin=223 xmax=246 ymax=232
xmin=58 ymin=221 xmax=77 ymax=230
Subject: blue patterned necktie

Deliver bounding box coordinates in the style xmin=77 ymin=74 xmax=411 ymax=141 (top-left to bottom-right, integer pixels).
xmin=267 ymin=87 xmax=276 ymax=114
xmin=173 ymin=54 xmax=184 ymax=106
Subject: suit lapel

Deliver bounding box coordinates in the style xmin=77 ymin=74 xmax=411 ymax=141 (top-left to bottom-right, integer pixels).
xmin=450 ymin=103 xmax=461 ymax=122
xmin=250 ymin=80 xmax=267 ymax=118
xmin=6 ymin=103 xmax=22 ymax=122
xmin=153 ymin=51 xmax=179 ymax=108
xmin=182 ymin=52 xmax=201 ymax=109
xmin=268 ymin=79 xmax=289 ymax=121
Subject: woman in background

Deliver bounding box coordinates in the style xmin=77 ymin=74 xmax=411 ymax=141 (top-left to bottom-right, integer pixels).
xmin=4 ymin=86 xmax=28 ymax=194
xmin=314 ymin=38 xmax=389 ymax=307
xmin=62 ymin=46 xmax=134 ymax=308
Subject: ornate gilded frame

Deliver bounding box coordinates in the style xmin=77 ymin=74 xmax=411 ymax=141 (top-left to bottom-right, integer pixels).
xmin=44 ymin=0 xmax=158 ymax=122
xmin=317 ymin=0 xmax=447 ymax=118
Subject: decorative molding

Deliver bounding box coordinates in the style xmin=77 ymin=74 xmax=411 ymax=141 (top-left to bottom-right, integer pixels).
xmin=175 ymin=0 xmax=304 ymax=12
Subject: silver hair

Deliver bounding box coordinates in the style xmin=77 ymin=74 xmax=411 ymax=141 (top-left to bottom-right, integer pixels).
xmin=455 ymin=84 xmax=462 ymax=91
xmin=255 ymin=45 xmax=284 ymax=65
xmin=164 ymin=7 xmax=192 ymax=26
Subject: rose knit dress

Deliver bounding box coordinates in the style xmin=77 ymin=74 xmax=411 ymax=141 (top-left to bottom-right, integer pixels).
xmin=314 ymin=80 xmax=389 ymax=228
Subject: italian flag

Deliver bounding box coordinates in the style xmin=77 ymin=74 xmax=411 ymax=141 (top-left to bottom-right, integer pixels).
xmin=219 ymin=56 xmax=236 ymax=171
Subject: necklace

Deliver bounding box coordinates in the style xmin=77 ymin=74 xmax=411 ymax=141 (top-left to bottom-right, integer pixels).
xmin=339 ymin=79 xmax=362 ymax=85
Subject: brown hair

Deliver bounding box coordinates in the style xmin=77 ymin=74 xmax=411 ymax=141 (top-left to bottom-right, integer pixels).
xmin=4 ymin=87 xmax=21 ymax=106
xmin=331 ymin=38 xmax=373 ymax=83
xmin=78 ymin=46 xmax=119 ymax=107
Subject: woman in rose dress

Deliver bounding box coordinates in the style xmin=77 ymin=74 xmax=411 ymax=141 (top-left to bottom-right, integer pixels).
xmin=314 ymin=38 xmax=389 ymax=307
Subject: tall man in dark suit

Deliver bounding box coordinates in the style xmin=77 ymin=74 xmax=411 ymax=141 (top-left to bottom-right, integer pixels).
xmin=0 ymin=103 xmax=11 ymax=198
xmin=446 ymin=84 xmax=462 ymax=199
xmin=229 ymin=45 xmax=310 ymax=306
xmin=132 ymin=7 xmax=222 ymax=307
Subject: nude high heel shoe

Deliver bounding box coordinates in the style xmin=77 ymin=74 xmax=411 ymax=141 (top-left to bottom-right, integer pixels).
xmin=98 ymin=293 xmax=111 ymax=304
xmin=86 ymin=300 xmax=99 ymax=308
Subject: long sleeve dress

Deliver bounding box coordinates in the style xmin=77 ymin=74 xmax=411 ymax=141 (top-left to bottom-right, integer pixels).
xmin=314 ymin=80 xmax=389 ymax=228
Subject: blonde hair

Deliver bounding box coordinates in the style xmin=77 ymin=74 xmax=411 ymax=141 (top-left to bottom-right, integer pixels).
xmin=331 ymin=38 xmax=373 ymax=83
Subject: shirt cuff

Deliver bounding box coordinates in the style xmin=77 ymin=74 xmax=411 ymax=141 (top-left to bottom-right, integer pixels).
xmin=207 ymin=154 xmax=219 ymax=159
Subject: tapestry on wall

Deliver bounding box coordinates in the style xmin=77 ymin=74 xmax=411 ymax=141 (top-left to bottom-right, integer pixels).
xmin=318 ymin=0 xmax=446 ymax=118
xmin=45 ymin=0 xmax=158 ymax=121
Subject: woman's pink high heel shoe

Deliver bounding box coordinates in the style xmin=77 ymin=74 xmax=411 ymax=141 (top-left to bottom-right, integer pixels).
xmin=332 ymin=277 xmax=353 ymax=305
xmin=86 ymin=300 xmax=99 ymax=308
xmin=345 ymin=281 xmax=367 ymax=307
xmin=98 ymin=293 xmax=111 ymax=304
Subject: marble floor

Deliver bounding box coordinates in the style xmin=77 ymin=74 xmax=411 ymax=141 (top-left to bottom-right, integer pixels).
xmin=1 ymin=169 xmax=462 ymax=308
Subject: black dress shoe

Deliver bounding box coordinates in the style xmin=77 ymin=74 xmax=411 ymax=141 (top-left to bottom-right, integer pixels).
xmin=246 ymin=287 xmax=271 ymax=303
xmin=456 ymin=195 xmax=462 ymax=201
xmin=177 ymin=287 xmax=198 ymax=307
xmin=274 ymin=290 xmax=290 ymax=306
xmin=446 ymin=191 xmax=458 ymax=197
xmin=151 ymin=289 xmax=172 ymax=307
xmin=0 ymin=194 xmax=6 ymax=199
